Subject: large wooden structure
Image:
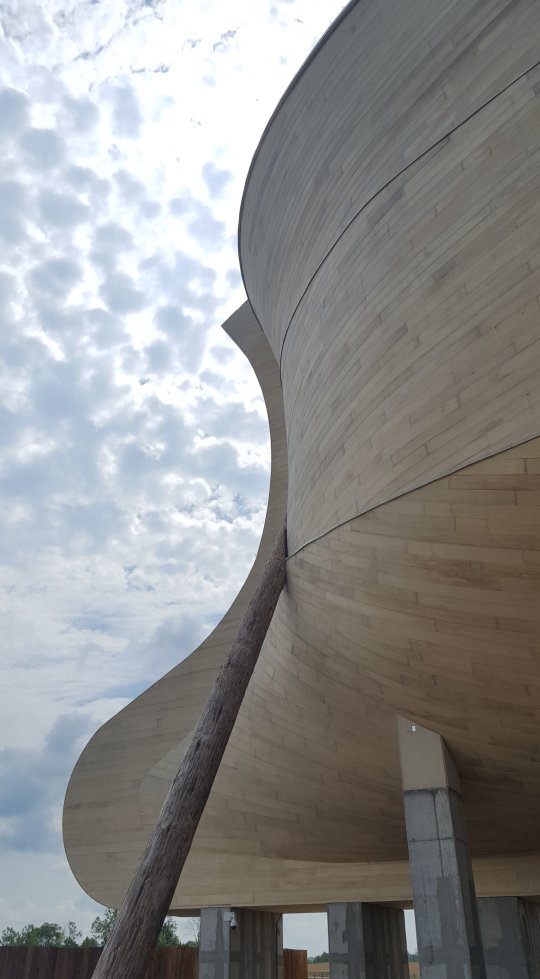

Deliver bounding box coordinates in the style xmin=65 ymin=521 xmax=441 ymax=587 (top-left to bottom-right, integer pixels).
xmin=0 ymin=946 xmax=308 ymax=979
xmin=64 ymin=0 xmax=540 ymax=914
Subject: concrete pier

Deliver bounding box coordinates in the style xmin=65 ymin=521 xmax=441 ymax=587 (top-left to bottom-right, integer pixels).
xmin=199 ymin=906 xmax=283 ymax=979
xmin=398 ymin=717 xmax=486 ymax=979
xmin=327 ymin=901 xmax=408 ymax=979
xmin=478 ymin=897 xmax=540 ymax=978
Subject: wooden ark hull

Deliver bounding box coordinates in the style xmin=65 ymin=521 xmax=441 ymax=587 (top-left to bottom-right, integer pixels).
xmin=64 ymin=0 xmax=540 ymax=910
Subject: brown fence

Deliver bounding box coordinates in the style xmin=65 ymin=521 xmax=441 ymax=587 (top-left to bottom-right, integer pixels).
xmin=306 ymin=963 xmax=329 ymax=979
xmin=0 ymin=946 xmax=198 ymax=979
xmin=0 ymin=946 xmax=307 ymax=978
xmin=284 ymin=948 xmax=308 ymax=979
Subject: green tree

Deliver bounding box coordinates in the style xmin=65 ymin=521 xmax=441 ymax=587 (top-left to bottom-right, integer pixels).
xmin=156 ymin=918 xmax=179 ymax=947
xmin=28 ymin=922 xmax=66 ymax=946
xmin=64 ymin=921 xmax=82 ymax=947
xmin=1 ymin=922 xmax=69 ymax=946
xmin=86 ymin=909 xmax=179 ymax=947
xmin=184 ymin=917 xmax=200 ymax=947
xmin=89 ymin=909 xmax=118 ymax=945
xmin=1 ymin=913 xmax=180 ymax=949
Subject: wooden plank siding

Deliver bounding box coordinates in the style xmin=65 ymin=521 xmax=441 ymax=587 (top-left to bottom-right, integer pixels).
xmin=0 ymin=947 xmax=307 ymax=979
xmin=240 ymin=0 xmax=540 ymax=361
xmin=284 ymin=949 xmax=308 ymax=979
xmin=64 ymin=0 xmax=540 ymax=914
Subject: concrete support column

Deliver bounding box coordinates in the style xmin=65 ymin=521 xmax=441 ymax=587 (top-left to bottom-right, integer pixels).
xmin=478 ymin=897 xmax=540 ymax=978
xmin=327 ymin=901 xmax=408 ymax=979
xmin=200 ymin=907 xmax=231 ymax=979
xmin=397 ymin=716 xmax=486 ymax=979
xmin=199 ymin=906 xmax=283 ymax=979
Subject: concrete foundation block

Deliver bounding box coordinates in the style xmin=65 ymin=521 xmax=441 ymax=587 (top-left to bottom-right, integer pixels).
xmin=478 ymin=897 xmax=540 ymax=979
xmin=199 ymin=907 xmax=283 ymax=979
xmin=327 ymin=901 xmax=408 ymax=979
xmin=200 ymin=907 xmax=232 ymax=979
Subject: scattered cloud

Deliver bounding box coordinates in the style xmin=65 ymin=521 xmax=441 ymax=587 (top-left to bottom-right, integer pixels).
xmin=0 ymin=179 xmax=31 ymax=244
xmin=202 ymin=161 xmax=233 ymax=197
xmin=63 ymin=94 xmax=100 ymax=133
xmin=212 ymin=27 xmax=239 ymax=53
xmin=20 ymin=127 xmax=65 ymax=169
xmin=0 ymin=0 xmax=350 ymax=952
xmin=29 ymin=257 xmax=82 ymax=297
xmin=0 ymin=87 xmax=30 ymax=135
xmin=109 ymin=82 xmax=143 ymax=139
xmin=101 ymin=270 xmax=147 ymax=312
xmin=38 ymin=189 xmax=90 ymax=228
xmin=0 ymin=713 xmax=96 ymax=853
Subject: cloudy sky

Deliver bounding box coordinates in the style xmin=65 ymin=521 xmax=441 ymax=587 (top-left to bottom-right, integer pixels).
xmin=0 ymin=0 xmax=418 ymax=955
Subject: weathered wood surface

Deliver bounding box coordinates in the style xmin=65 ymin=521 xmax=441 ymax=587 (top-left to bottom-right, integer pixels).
xmin=92 ymin=525 xmax=286 ymax=978
xmin=240 ymin=0 xmax=540 ymax=553
xmin=284 ymin=949 xmax=308 ymax=979
xmin=181 ymin=439 xmax=540 ymax=879
xmin=241 ymin=0 xmax=540 ymax=358
xmin=0 ymin=946 xmax=306 ymax=979
xmin=0 ymin=946 xmax=197 ymax=979
xmin=281 ymin=59 xmax=540 ymax=551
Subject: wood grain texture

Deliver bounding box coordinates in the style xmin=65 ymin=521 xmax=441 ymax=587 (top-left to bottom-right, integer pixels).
xmin=157 ymin=444 xmax=540 ymax=885
xmin=64 ymin=0 xmax=540 ymax=914
xmin=0 ymin=947 xmax=306 ymax=979
xmin=66 ymin=441 xmax=540 ymax=909
xmin=240 ymin=0 xmax=540 ymax=358
xmin=283 ymin=949 xmax=308 ymax=979
xmin=282 ymin=62 xmax=540 ymax=551
xmin=92 ymin=526 xmax=286 ymax=979
xmin=0 ymin=947 xmax=198 ymax=979
xmin=241 ymin=0 xmax=540 ymax=553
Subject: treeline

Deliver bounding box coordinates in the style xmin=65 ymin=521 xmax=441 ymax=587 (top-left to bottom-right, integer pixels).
xmin=307 ymin=951 xmax=419 ymax=963
xmin=0 ymin=909 xmax=197 ymax=948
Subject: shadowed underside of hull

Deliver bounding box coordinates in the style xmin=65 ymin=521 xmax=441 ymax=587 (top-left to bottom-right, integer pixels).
xmin=64 ymin=0 xmax=540 ymax=911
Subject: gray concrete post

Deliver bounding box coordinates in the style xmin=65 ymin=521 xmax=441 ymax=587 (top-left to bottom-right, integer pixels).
xmin=478 ymin=897 xmax=540 ymax=978
xmin=200 ymin=907 xmax=232 ymax=979
xmin=327 ymin=901 xmax=408 ymax=979
xmin=397 ymin=716 xmax=486 ymax=979
xmin=199 ymin=906 xmax=283 ymax=979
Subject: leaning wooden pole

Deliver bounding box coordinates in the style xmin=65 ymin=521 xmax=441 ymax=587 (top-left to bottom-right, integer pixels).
xmin=92 ymin=524 xmax=287 ymax=979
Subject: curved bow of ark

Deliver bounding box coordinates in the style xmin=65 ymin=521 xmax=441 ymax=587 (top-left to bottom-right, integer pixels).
xmin=64 ymin=0 xmax=540 ymax=919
